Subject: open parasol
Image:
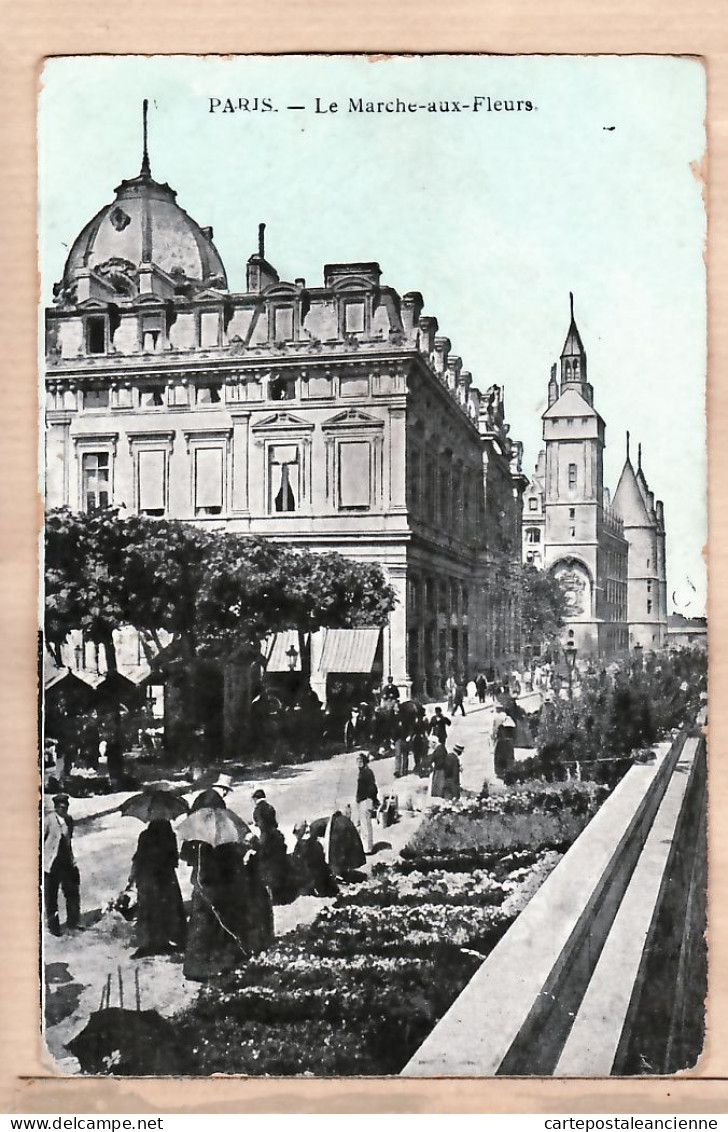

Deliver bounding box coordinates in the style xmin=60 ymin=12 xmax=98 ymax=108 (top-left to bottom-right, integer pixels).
xmin=119 ymin=790 xmax=189 ymax=823
xmin=177 ymin=806 xmax=250 ymax=846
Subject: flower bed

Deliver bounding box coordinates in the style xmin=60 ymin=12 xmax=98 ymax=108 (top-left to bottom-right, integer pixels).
xmin=407 ymin=781 xmax=609 ymax=857
xmin=170 ymin=779 xmax=609 ymax=1076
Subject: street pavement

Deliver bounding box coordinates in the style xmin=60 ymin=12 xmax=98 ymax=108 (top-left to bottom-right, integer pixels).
xmin=43 ymin=694 xmax=537 ymax=1072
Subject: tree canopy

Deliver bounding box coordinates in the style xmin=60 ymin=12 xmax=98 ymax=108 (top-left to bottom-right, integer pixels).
xmin=45 ymin=508 xmax=397 ymax=670
xmin=518 ymin=563 xmax=570 ymax=658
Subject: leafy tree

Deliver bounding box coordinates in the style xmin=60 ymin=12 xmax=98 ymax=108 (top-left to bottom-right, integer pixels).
xmin=45 ymin=508 xmax=397 ymax=759
xmin=518 ymin=564 xmax=569 ymax=660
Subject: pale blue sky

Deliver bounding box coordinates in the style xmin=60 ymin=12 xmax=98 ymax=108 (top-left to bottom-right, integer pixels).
xmin=39 ymin=54 xmax=707 ymax=614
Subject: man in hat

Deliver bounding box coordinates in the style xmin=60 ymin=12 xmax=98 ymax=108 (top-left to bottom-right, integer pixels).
xmin=381 ymin=675 xmax=400 ymax=705
xmin=43 ymin=794 xmax=80 ymax=937
xmin=428 ymin=706 xmax=451 ymax=745
xmin=210 ymin=773 xmax=234 ymax=804
xmin=444 ymin=744 xmax=463 ymax=801
xmin=251 ymin=788 xmax=277 ymax=831
xmin=355 ymin=753 xmax=379 ymax=854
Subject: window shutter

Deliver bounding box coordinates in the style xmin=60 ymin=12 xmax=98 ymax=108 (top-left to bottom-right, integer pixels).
xmin=195 ymin=447 xmax=224 ymax=509
xmin=138 ymin=449 xmax=166 ymax=512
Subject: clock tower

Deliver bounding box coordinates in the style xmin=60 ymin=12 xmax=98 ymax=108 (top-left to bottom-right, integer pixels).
xmin=542 ymin=296 xmax=628 ymax=655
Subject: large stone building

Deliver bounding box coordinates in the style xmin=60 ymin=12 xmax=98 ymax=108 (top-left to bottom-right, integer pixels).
xmin=45 ymin=127 xmax=527 ymax=722
xmin=523 ymin=298 xmax=668 ymax=656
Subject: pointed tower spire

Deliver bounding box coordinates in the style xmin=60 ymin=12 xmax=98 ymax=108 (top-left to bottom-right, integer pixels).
xmin=626 ymin=430 xmax=631 ymax=461
xmin=140 ymin=99 xmax=151 ymax=178
xmin=637 ymin=442 xmax=642 ymax=471
xmin=560 ymin=292 xmax=587 ymax=387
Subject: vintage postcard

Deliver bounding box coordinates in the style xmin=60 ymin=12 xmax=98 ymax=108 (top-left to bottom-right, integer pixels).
xmin=39 ymin=54 xmax=707 ymax=1079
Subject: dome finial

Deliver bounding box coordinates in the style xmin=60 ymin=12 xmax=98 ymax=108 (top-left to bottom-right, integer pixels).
xmin=258 ymin=222 xmax=266 ymax=258
xmin=140 ymin=99 xmax=151 ymax=178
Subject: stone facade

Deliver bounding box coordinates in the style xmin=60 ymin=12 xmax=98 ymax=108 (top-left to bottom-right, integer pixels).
xmin=524 ymin=298 xmax=667 ymax=656
xmin=45 ymin=141 xmax=527 ymax=713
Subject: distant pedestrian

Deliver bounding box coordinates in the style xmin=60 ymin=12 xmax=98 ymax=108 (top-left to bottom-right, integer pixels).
xmin=453 ymin=682 xmax=466 ymax=716
xmin=292 ymin=823 xmax=338 ymax=897
xmin=475 ymin=673 xmax=487 ymax=704
xmin=251 ymin=789 xmax=294 ymax=904
xmin=430 ymin=743 xmax=448 ymax=799
xmin=428 ymin=706 xmax=451 ymax=744
xmin=444 ymin=744 xmax=463 ymax=801
xmin=381 ymin=675 xmax=401 ymax=705
xmin=494 ymin=718 xmax=517 ymax=780
xmin=44 ymin=794 xmax=80 ymax=937
xmin=344 ymin=704 xmax=367 ymax=750
xmin=355 ymin=753 xmax=379 ymax=854
xmin=408 ymin=709 xmax=429 ymax=773
xmin=393 ymin=717 xmax=410 ymax=777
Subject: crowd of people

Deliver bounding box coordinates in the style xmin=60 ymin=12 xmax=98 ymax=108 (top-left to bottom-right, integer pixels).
xmin=41 ymin=663 xmax=556 ymax=983
xmin=43 ymin=772 xmax=373 ymax=983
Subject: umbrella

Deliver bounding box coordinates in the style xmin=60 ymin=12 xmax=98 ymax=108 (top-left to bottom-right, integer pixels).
xmin=309 ymin=811 xmax=366 ymax=874
xmin=177 ymin=806 xmax=250 ymax=847
xmin=119 ymin=790 xmax=189 ymax=823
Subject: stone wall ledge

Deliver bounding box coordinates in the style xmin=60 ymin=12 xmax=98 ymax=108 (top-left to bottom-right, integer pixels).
xmin=555 ymin=734 xmax=704 ymax=1075
xmin=402 ymin=725 xmax=692 ymax=1077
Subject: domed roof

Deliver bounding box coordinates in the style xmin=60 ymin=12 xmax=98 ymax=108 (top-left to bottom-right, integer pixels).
xmin=60 ymin=157 xmax=227 ymax=298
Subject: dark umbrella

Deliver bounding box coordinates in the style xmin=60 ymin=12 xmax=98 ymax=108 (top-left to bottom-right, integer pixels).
xmin=119 ymin=790 xmax=189 ymax=823
xmin=309 ymin=811 xmax=366 ymax=874
xmin=67 ymin=1007 xmax=186 ymax=1075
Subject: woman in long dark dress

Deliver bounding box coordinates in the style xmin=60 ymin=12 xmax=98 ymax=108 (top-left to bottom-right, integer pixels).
xmin=181 ymin=787 xmax=274 ymax=982
xmin=252 ymin=791 xmax=295 ymax=904
xmin=309 ymin=811 xmax=366 ymax=878
xmin=129 ymin=819 xmax=186 ymax=959
xmin=181 ymin=838 xmax=274 ymax=981
xmin=430 ymin=742 xmax=448 ymax=798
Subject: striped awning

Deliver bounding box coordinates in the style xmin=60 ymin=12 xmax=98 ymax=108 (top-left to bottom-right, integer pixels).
xmin=263 ymin=630 xmax=303 ymax=672
xmin=317 ymin=628 xmax=381 ymax=674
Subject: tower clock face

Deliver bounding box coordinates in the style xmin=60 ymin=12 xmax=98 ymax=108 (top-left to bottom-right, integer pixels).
xmin=551 ymin=560 xmax=591 ymax=619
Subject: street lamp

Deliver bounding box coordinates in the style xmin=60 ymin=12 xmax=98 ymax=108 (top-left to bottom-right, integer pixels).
xmin=564 ymin=639 xmax=578 ymax=699
xmin=286 ymin=644 xmax=299 ymax=672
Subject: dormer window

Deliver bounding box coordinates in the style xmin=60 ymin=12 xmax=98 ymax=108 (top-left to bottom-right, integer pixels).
xmin=141 ymin=314 xmax=164 ymax=353
xmin=86 ymin=316 xmax=107 ymax=355
xmin=273 ymin=306 xmax=294 ymax=343
xmin=344 ymin=301 xmax=365 ymax=335
xmin=528 ymin=497 xmax=538 ymax=511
